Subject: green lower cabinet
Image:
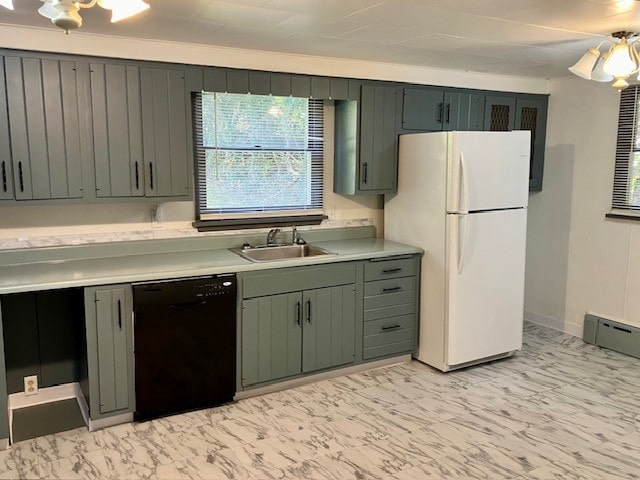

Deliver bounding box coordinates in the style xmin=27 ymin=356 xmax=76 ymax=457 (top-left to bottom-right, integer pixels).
xmin=241 ymin=293 xmax=302 ymax=387
xmin=241 ymin=284 xmax=356 ymax=388
xmin=84 ymin=285 xmax=134 ymax=419
xmin=302 ymin=286 xmax=356 ymax=374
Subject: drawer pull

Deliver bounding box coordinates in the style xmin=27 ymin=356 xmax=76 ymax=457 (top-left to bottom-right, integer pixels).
xmin=382 ymin=324 xmax=401 ymax=332
xmin=382 ymin=286 xmax=402 ymax=293
xmin=306 ymin=299 xmax=312 ymax=324
xmin=382 ymin=267 xmax=402 ymax=274
xmin=296 ymin=301 xmax=301 ymax=326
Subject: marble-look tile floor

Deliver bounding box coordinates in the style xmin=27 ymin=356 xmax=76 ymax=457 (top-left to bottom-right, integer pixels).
xmin=1 ymin=321 xmax=639 ymax=480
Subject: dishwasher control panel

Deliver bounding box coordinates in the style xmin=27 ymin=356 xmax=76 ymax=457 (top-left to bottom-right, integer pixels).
xmin=195 ymin=277 xmax=236 ymax=298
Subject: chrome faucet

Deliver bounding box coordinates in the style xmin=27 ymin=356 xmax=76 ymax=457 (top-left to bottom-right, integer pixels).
xmin=292 ymin=226 xmax=297 ymax=245
xmin=266 ymin=228 xmax=280 ymax=245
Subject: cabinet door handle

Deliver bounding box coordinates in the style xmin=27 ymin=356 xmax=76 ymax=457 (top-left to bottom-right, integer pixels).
xmin=382 ymin=286 xmax=402 ymax=293
xmin=446 ymin=103 xmax=451 ymax=124
xmin=117 ymin=299 xmax=122 ymax=330
xmin=1 ymin=161 xmax=6 ymax=192
xmin=438 ymin=102 xmax=443 ymax=124
xmin=306 ymin=299 xmax=312 ymax=324
xmin=134 ymin=161 xmax=140 ymax=191
xmin=296 ymin=301 xmax=301 ymax=326
xmin=149 ymin=162 xmax=154 ymax=190
xmin=382 ymin=267 xmax=402 ymax=274
xmin=362 ymin=162 xmax=368 ymax=184
xmin=382 ymin=324 xmax=401 ymax=332
xmin=18 ymin=161 xmax=24 ymax=192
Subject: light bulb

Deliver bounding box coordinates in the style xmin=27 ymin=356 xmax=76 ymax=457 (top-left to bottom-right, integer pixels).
xmin=603 ymin=40 xmax=638 ymax=77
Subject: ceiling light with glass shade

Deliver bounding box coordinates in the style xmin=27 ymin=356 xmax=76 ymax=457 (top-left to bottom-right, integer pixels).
xmin=569 ymin=31 xmax=640 ymax=91
xmin=0 ymin=0 xmax=150 ymax=34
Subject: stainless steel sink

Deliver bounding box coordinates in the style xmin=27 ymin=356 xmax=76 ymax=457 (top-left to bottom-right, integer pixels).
xmin=230 ymin=244 xmax=335 ymax=262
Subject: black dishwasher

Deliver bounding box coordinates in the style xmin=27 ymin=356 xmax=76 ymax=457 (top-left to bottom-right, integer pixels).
xmin=132 ymin=275 xmax=236 ymax=421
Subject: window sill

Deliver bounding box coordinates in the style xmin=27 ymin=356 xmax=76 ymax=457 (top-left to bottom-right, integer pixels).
xmin=193 ymin=214 xmax=327 ymax=232
xmin=605 ymin=211 xmax=640 ymax=222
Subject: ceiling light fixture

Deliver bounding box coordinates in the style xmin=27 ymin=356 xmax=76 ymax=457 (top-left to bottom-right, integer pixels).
xmin=33 ymin=0 xmax=150 ymax=34
xmin=0 ymin=0 xmax=13 ymax=10
xmin=569 ymin=31 xmax=640 ymax=91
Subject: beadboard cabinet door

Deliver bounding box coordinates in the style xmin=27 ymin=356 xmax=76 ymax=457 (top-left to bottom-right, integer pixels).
xmin=0 ymin=56 xmax=13 ymax=200
xmin=241 ymin=293 xmax=303 ymax=387
xmin=4 ymin=55 xmax=83 ymax=200
xmin=84 ymin=285 xmax=135 ymax=419
xmin=90 ymin=63 xmax=144 ymax=198
xmin=140 ymin=67 xmax=190 ymax=198
xmin=301 ymin=285 xmax=356 ymax=374
xmin=358 ymin=84 xmax=399 ymax=193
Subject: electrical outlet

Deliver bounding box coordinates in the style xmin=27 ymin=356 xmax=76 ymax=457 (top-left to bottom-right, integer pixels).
xmin=24 ymin=375 xmax=38 ymax=396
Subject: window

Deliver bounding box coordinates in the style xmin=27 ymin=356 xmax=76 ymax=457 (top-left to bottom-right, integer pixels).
xmin=613 ymin=86 xmax=640 ymax=212
xmin=193 ymin=92 xmax=324 ymax=228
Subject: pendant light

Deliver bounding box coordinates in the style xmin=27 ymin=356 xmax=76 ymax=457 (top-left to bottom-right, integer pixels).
xmin=569 ymin=32 xmax=640 ymax=91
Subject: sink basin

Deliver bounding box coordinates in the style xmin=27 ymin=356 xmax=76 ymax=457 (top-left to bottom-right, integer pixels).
xmin=230 ymin=244 xmax=336 ymax=263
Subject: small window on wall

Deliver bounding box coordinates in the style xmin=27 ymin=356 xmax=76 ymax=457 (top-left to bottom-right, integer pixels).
xmin=192 ymin=92 xmax=325 ymax=230
xmin=612 ymin=86 xmax=640 ymax=215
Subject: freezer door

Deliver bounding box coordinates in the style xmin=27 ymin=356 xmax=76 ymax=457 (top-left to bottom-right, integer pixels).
xmin=446 ymin=131 xmax=530 ymax=213
xmin=445 ymin=209 xmax=526 ymax=366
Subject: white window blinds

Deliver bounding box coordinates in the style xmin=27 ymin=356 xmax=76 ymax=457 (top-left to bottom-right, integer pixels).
xmin=194 ymin=92 xmax=324 ymax=219
xmin=613 ymin=86 xmax=640 ymax=211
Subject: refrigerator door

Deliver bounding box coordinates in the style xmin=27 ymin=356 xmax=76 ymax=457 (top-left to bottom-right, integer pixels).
xmin=445 ymin=208 xmax=526 ymax=367
xmin=446 ymin=131 xmax=530 ymax=213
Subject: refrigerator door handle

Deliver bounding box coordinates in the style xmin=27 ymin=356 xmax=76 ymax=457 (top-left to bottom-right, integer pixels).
xmin=459 ymin=152 xmax=469 ymax=214
xmin=457 ymin=214 xmax=469 ymax=274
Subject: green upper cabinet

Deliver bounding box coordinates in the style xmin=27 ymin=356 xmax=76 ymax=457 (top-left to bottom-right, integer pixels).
xmin=90 ymin=63 xmax=144 ymax=198
xmin=4 ymin=55 xmax=83 ymax=200
xmin=402 ymin=87 xmax=446 ymax=131
xmin=334 ymin=83 xmax=399 ymax=195
xmin=484 ymin=94 xmax=548 ymax=191
xmin=140 ymin=67 xmax=190 ymax=198
xmin=0 ymin=56 xmax=13 ymax=200
xmin=484 ymin=94 xmax=517 ymax=131
xmin=402 ymin=88 xmax=485 ymax=132
xmin=90 ymin=64 xmax=190 ymax=199
xmin=515 ymin=97 xmax=547 ymax=192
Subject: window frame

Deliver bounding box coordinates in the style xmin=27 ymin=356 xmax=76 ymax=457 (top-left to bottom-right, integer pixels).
xmin=610 ymin=85 xmax=640 ymax=221
xmin=191 ymin=92 xmax=327 ymax=231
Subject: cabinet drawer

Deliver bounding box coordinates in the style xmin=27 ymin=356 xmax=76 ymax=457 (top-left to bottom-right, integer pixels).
xmin=364 ymin=303 xmax=415 ymax=322
xmin=364 ymin=290 xmax=415 ymax=311
xmin=363 ymin=314 xmax=414 ymax=360
xmin=365 ymin=258 xmax=416 ymax=281
xmin=364 ymin=314 xmax=415 ymax=337
xmin=364 ymin=277 xmax=414 ymax=297
xmin=364 ymin=340 xmax=414 ymax=360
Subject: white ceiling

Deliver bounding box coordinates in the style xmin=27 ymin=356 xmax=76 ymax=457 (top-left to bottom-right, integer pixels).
xmin=1 ymin=0 xmax=640 ymax=78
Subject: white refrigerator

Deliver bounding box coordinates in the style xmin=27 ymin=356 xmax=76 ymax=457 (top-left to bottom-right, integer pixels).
xmin=385 ymin=131 xmax=530 ymax=372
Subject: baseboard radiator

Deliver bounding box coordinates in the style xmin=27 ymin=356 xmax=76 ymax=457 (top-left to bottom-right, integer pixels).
xmin=583 ymin=313 xmax=640 ymax=360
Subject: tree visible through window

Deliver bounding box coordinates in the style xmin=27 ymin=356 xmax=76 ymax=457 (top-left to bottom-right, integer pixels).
xmin=194 ymin=92 xmax=323 ymax=220
xmin=613 ymin=86 xmax=640 ymax=211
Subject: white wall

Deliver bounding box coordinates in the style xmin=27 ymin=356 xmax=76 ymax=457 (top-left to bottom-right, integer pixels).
xmin=525 ymin=76 xmax=640 ymax=335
